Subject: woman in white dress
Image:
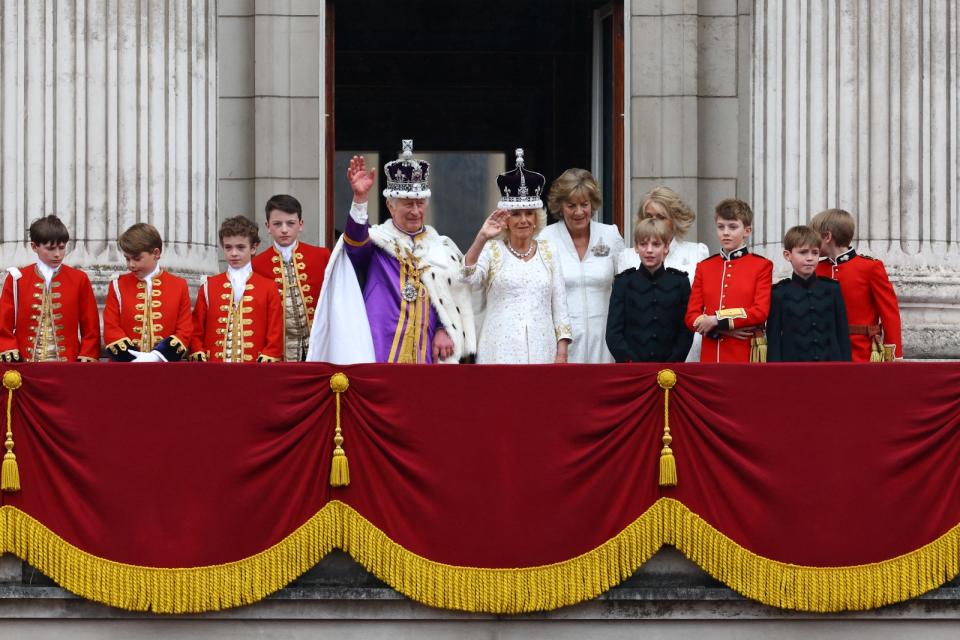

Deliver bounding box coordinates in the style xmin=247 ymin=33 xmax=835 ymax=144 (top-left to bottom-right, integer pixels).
xmin=617 ymin=186 xmax=709 ymax=361
xmin=461 ymin=150 xmax=572 ymax=364
xmin=539 ymin=169 xmax=625 ymax=363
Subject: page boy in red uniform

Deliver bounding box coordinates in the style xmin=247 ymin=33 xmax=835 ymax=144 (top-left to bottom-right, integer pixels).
xmin=190 ymin=216 xmax=283 ymax=363
xmin=251 ymin=194 xmax=330 ymax=361
xmin=0 ymin=215 xmax=100 ymax=362
xmin=810 ymin=208 xmax=902 ymax=362
xmin=685 ymin=199 xmax=772 ymax=362
xmin=103 ymin=223 xmax=192 ymax=362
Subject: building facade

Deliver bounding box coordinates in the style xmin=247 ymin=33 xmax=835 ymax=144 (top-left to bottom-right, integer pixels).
xmin=1 ymin=0 xmax=958 ymax=359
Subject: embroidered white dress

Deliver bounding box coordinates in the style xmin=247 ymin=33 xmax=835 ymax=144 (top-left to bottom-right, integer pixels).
xmin=539 ymin=221 xmax=625 ymax=363
xmin=617 ymin=238 xmax=709 ymax=362
xmin=461 ymin=239 xmax=573 ymax=364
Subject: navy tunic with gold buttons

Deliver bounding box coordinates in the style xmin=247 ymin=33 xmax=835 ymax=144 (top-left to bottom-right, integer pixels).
xmin=605 ymin=265 xmax=693 ymax=363
xmin=767 ymin=273 xmax=852 ymax=362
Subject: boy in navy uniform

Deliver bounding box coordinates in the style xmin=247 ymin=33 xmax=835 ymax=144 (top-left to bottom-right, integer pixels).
xmin=606 ymin=219 xmax=693 ymax=362
xmin=767 ymin=225 xmax=851 ymax=362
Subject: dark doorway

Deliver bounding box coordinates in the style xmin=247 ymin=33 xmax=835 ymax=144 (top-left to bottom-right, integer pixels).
xmin=328 ymin=0 xmax=623 ymax=247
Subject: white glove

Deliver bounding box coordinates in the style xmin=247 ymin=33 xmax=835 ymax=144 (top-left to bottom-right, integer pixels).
xmin=127 ymin=349 xmax=145 ymax=359
xmin=132 ymin=350 xmax=163 ymax=363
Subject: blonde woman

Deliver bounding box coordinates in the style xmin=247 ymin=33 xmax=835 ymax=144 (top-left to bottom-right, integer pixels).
xmin=617 ymin=186 xmax=709 ymax=361
xmin=461 ymin=150 xmax=572 ymax=364
xmin=539 ymin=169 xmax=625 ymax=363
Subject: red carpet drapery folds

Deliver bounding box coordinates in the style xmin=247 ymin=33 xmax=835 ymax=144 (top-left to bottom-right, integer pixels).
xmin=0 ymin=362 xmax=958 ymax=613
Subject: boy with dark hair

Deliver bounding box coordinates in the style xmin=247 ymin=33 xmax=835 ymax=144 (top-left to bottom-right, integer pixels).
xmin=767 ymin=226 xmax=851 ymax=362
xmin=606 ymin=219 xmax=693 ymax=362
xmin=103 ymin=223 xmax=193 ymax=362
xmin=810 ymin=208 xmax=902 ymax=362
xmin=685 ymin=199 xmax=773 ymax=362
xmin=0 ymin=215 xmax=101 ymax=362
xmin=190 ymin=216 xmax=283 ymax=363
xmin=251 ymin=194 xmax=331 ymax=361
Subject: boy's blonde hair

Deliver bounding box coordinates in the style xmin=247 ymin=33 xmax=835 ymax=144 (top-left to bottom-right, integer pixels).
xmin=782 ymin=225 xmax=822 ymax=251
xmin=633 ymin=218 xmax=673 ymax=246
xmin=118 ymin=223 xmax=163 ymax=255
xmin=715 ymin=198 xmax=754 ymax=227
xmin=809 ymin=208 xmax=855 ymax=247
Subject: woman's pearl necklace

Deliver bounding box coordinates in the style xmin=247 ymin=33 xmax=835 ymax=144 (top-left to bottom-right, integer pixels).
xmin=506 ymin=240 xmax=535 ymax=259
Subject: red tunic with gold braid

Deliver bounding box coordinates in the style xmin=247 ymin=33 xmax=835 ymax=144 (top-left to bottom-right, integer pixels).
xmin=103 ymin=270 xmax=193 ymax=361
xmin=189 ymin=270 xmax=283 ymax=363
xmin=815 ymin=248 xmax=902 ymax=362
xmin=251 ymin=242 xmax=330 ymax=361
xmin=0 ymin=263 xmax=101 ymax=362
xmin=685 ymin=248 xmax=773 ymax=363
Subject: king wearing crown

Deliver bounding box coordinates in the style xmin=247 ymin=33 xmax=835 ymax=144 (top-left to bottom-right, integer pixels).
xmin=307 ymin=140 xmax=475 ymax=363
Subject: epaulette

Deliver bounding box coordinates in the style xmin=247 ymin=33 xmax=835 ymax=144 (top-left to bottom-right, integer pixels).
xmin=773 ymin=277 xmax=791 ymax=288
xmin=665 ymin=267 xmax=688 ymax=277
xmin=615 ymin=267 xmax=637 ymax=278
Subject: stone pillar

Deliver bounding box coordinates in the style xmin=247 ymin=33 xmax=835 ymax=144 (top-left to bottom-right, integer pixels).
xmin=751 ymin=0 xmax=960 ymax=358
xmin=0 ymin=0 xmax=218 ymax=292
xmin=627 ymin=0 xmax=753 ymax=246
xmin=218 ymin=0 xmax=323 ymax=247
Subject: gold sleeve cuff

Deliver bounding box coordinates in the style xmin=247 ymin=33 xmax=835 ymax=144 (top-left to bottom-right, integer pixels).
xmin=0 ymin=349 xmax=21 ymax=362
xmin=716 ymin=308 xmax=748 ymax=320
xmin=555 ymin=324 xmax=573 ymax=341
xmin=188 ymin=351 xmax=208 ymax=362
xmin=169 ymin=336 xmax=188 ymax=355
xmin=342 ymin=233 xmax=370 ymax=247
xmin=105 ymin=338 xmax=135 ymax=354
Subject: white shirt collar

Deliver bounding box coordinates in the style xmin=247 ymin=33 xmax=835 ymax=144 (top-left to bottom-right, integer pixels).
xmin=226 ymin=263 xmax=253 ymax=303
xmin=140 ymin=263 xmax=162 ymax=296
xmin=275 ymin=241 xmax=297 ymax=263
xmin=36 ymin=261 xmax=58 ymax=287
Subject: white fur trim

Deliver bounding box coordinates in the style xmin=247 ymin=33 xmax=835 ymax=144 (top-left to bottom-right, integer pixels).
xmin=497 ymin=198 xmax=544 ymax=210
xmin=382 ymin=188 xmax=431 ymax=199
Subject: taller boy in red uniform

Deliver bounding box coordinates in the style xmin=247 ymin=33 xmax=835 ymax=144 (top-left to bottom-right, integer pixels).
xmin=810 ymin=208 xmax=902 ymax=361
xmin=190 ymin=216 xmax=283 ymax=363
xmin=251 ymin=194 xmax=330 ymax=361
xmin=685 ymin=199 xmax=773 ymax=362
xmin=0 ymin=215 xmax=100 ymax=362
xmin=103 ymin=223 xmax=193 ymax=362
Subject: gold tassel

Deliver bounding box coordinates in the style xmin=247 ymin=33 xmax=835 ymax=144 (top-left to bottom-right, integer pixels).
xmin=755 ymin=336 xmax=768 ymax=363
xmin=329 ymin=372 xmax=350 ymax=487
xmin=2 ymin=370 xmax=23 ymax=492
xmin=870 ymin=337 xmax=884 ymax=362
xmin=657 ymin=369 xmax=678 ymax=487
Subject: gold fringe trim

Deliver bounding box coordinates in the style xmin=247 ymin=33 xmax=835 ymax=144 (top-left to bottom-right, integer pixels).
xmin=1 ymin=499 xmax=958 ymax=614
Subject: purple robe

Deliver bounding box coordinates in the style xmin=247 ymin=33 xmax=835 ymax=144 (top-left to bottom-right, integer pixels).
xmin=344 ymin=216 xmax=439 ymax=363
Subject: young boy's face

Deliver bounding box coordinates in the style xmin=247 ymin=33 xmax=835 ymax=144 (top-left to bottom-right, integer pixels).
xmin=635 ymin=237 xmax=670 ymax=271
xmin=784 ymin=244 xmax=820 ymax=278
xmin=124 ymin=248 xmax=161 ymax=280
xmin=31 ymin=242 xmax=66 ymax=270
xmin=222 ymin=235 xmax=258 ymax=269
xmin=715 ymin=217 xmax=751 ymax=252
xmin=265 ymin=210 xmax=304 ymax=248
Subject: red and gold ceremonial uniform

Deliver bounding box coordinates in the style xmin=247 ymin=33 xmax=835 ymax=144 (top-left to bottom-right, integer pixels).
xmin=103 ymin=270 xmax=193 ymax=361
xmin=685 ymin=248 xmax=773 ymax=363
xmin=815 ymin=248 xmax=902 ymax=362
xmin=189 ymin=270 xmax=283 ymax=363
xmin=0 ymin=263 xmax=100 ymax=362
xmin=251 ymin=242 xmax=330 ymax=361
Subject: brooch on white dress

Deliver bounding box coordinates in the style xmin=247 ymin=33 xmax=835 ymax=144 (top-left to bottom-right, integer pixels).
xmin=591 ymin=239 xmax=610 ymax=257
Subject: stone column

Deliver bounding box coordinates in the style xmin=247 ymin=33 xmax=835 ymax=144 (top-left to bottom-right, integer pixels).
xmin=751 ymin=0 xmax=960 ymax=358
xmin=0 ymin=0 xmax=218 ymax=292
xmin=627 ymin=0 xmax=753 ymax=246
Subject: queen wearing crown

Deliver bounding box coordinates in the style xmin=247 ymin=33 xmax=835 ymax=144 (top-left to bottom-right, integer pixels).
xmin=307 ymin=140 xmax=475 ymax=364
xmin=461 ymin=149 xmax=573 ymax=364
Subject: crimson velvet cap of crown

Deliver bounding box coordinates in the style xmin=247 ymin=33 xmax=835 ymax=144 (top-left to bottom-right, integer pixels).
xmin=496 ymin=148 xmax=545 ymax=210
xmin=382 ymin=139 xmax=431 ymax=199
